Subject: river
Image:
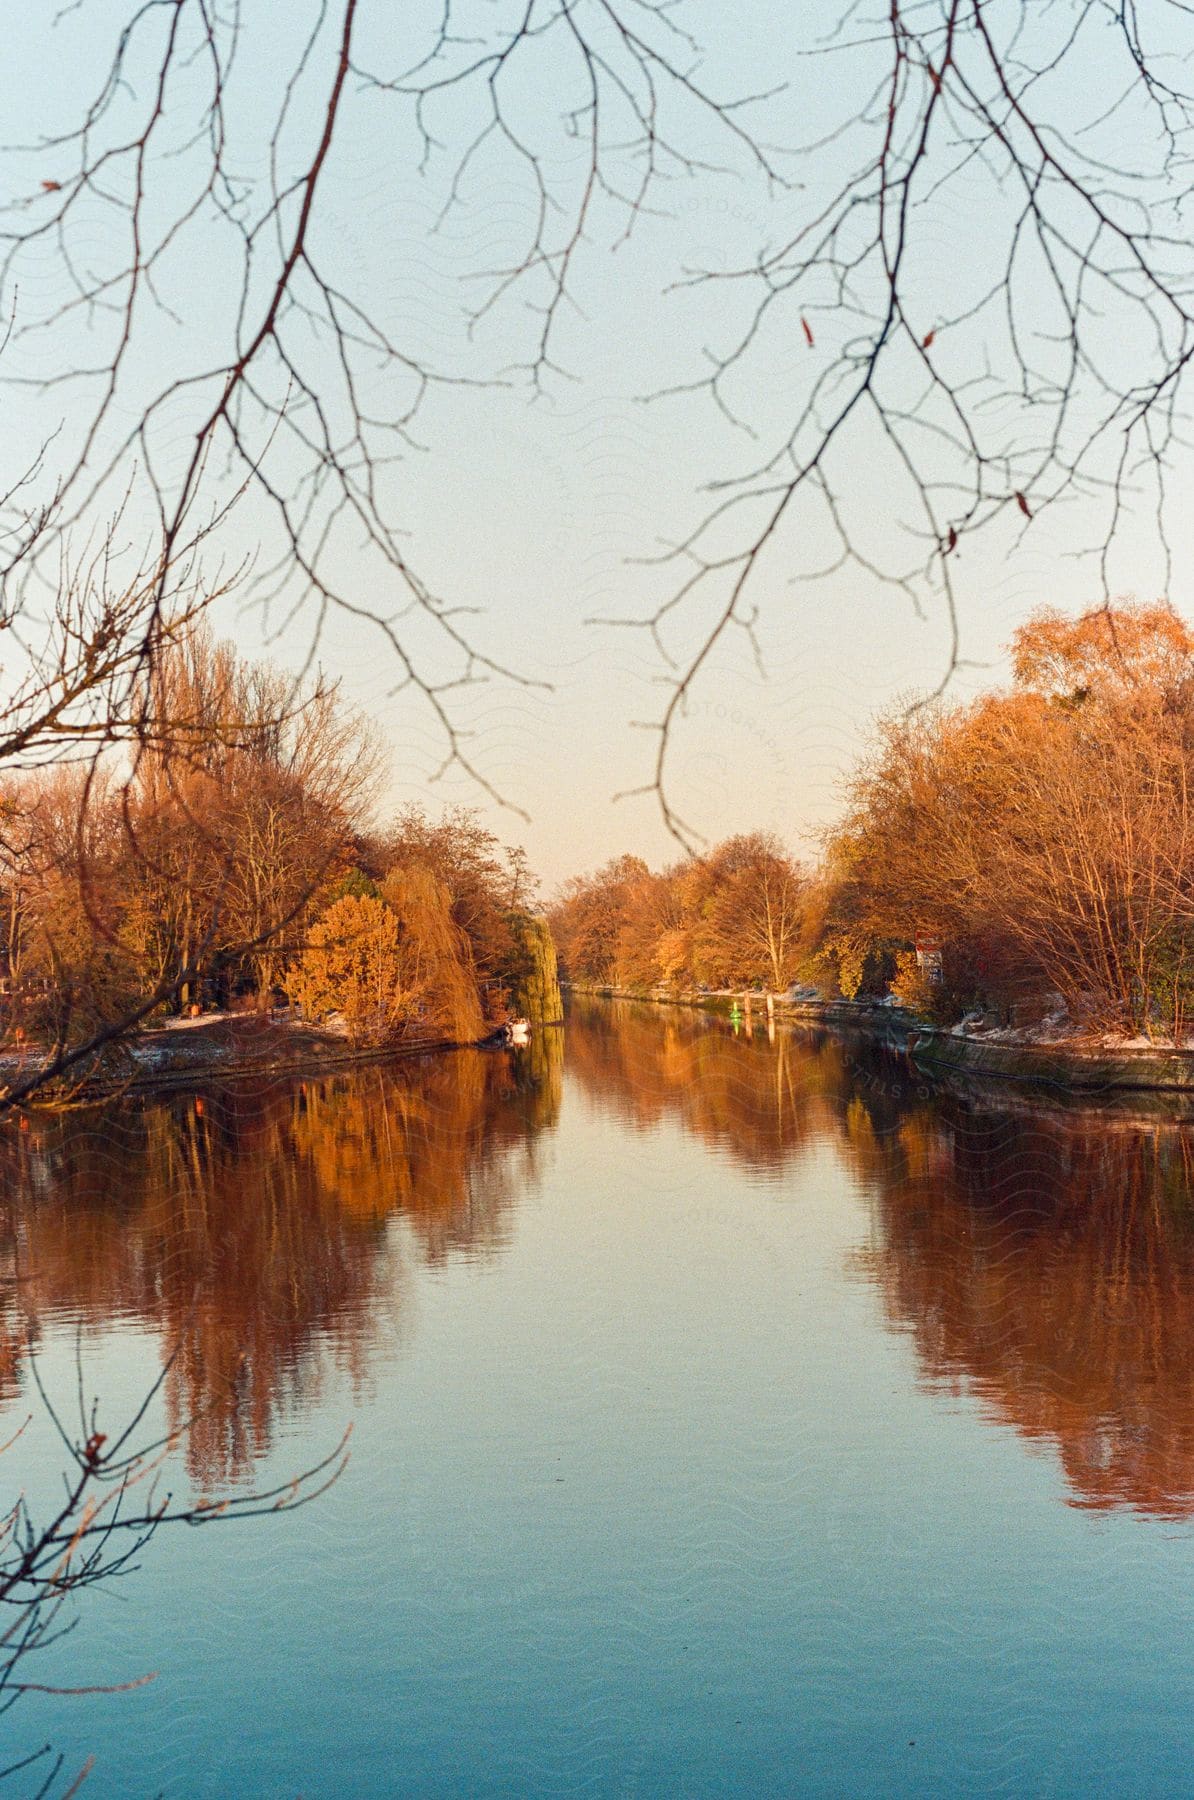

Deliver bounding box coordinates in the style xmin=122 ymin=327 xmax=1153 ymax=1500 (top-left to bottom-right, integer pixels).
xmin=3 ymin=997 xmax=1194 ymax=1796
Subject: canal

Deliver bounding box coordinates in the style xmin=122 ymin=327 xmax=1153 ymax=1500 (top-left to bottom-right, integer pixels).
xmin=3 ymin=996 xmax=1194 ymax=1795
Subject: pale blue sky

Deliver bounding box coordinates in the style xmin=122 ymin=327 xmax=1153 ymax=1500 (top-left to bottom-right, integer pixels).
xmin=1 ymin=0 xmax=1187 ymax=884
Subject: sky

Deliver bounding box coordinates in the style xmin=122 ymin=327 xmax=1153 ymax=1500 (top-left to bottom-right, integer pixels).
xmin=1 ymin=0 xmax=1190 ymax=888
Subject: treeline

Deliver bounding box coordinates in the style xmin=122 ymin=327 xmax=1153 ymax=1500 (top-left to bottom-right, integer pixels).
xmin=822 ymin=602 xmax=1194 ymax=1037
xmin=12 ymin=599 xmax=1191 ymax=1057
xmin=0 ymin=625 xmax=550 ymax=1054
xmin=549 ymin=832 xmax=807 ymax=993
xmin=554 ymin=603 xmax=1194 ymax=1042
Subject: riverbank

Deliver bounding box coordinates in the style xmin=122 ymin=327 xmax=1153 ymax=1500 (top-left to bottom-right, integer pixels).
xmin=0 ymin=1011 xmax=485 ymax=1106
xmin=567 ymin=984 xmax=1194 ymax=1093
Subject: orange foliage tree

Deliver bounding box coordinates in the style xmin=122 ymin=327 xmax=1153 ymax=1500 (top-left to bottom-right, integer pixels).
xmin=821 ymin=602 xmax=1194 ymax=1034
xmin=288 ymin=895 xmax=411 ymax=1043
xmin=551 ymin=835 xmax=808 ymax=993
xmin=366 ymin=805 xmax=539 ymax=1022
xmin=289 ymin=878 xmax=485 ymax=1048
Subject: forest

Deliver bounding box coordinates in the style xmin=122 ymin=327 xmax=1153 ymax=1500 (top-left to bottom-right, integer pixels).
xmin=0 ymin=622 xmax=551 ymax=1072
xmin=7 ymin=598 xmax=1194 ymax=1074
xmin=551 ymin=602 xmax=1194 ymax=1044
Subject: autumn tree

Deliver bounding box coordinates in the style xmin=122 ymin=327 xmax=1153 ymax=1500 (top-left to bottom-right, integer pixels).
xmin=824 ymin=602 xmax=1194 ymax=1035
xmin=693 ymin=835 xmax=807 ymax=992
xmin=379 ymin=865 xmax=485 ymax=1043
xmin=374 ymin=807 xmax=537 ymax=1020
xmin=550 ymin=856 xmax=652 ymax=986
xmin=552 ymin=837 xmax=807 ymax=994
xmin=0 ymin=769 xmax=143 ymax=1053
xmin=290 ymin=872 xmax=486 ymax=1046
xmin=289 ymin=894 xmax=415 ymax=1045
xmin=617 ymin=863 xmax=688 ymax=992
xmin=1011 ymin=605 xmax=1194 ymax=707
xmin=127 ymin=625 xmax=382 ymax=1010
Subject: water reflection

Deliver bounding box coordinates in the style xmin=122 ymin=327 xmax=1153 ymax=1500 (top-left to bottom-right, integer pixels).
xmin=0 ymin=1032 xmax=563 ymax=1484
xmin=565 ymin=998 xmax=836 ymax=1169
xmin=5 ymin=1000 xmax=1194 ymax=1518
xmin=569 ymin=999 xmax=1194 ymax=1518
xmin=852 ymin=1101 xmax=1194 ymax=1518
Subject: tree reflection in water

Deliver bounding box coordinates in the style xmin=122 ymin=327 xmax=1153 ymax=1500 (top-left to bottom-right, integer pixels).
xmin=564 ymin=998 xmax=831 ymax=1170
xmin=0 ymin=1031 xmax=563 ymax=1485
xmin=848 ymin=1093 xmax=1194 ymax=1519
xmin=6 ymin=1001 xmax=1194 ymax=1518
xmin=568 ymin=999 xmax=1194 ymax=1520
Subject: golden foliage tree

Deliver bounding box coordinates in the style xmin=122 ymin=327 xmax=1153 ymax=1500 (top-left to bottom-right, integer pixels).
xmin=290 ymin=873 xmax=487 ymax=1047
xmin=379 ymin=866 xmax=485 ymax=1044
xmin=822 ymin=602 xmax=1194 ymax=1034
xmin=289 ymin=894 xmax=415 ymax=1046
xmin=551 ymin=837 xmax=806 ymax=994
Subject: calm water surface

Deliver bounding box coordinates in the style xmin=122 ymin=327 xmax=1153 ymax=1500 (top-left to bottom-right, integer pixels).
xmin=4 ymin=998 xmax=1194 ymax=1795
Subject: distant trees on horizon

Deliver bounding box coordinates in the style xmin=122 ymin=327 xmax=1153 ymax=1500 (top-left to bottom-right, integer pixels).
xmin=550 ymin=832 xmax=809 ymax=997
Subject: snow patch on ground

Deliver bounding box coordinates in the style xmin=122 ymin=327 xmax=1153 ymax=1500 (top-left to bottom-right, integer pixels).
xmin=159 ymin=1011 xmax=236 ymax=1030
xmin=946 ymin=1016 xmax=1194 ymax=1052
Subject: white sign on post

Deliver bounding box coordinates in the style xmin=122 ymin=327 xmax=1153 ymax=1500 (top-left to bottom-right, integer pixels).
xmin=914 ymin=932 xmax=944 ymax=984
